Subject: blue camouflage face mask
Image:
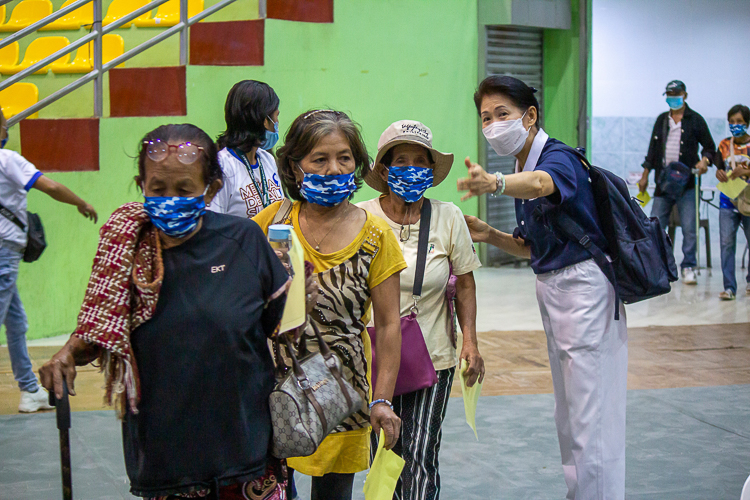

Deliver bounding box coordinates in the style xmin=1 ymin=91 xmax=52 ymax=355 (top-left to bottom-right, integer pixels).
xmin=666 ymin=96 xmax=684 ymax=110
xmin=300 ymin=170 xmax=357 ymax=207
xmin=262 ymin=119 xmax=279 ymax=150
xmin=729 ymin=123 xmax=748 ymax=138
xmin=387 ymin=166 xmax=434 ymax=203
xmin=143 ymin=186 xmax=208 ymax=237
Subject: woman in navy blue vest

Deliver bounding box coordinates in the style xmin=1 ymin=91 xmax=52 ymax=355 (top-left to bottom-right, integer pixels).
xmin=457 ymin=76 xmax=628 ymax=500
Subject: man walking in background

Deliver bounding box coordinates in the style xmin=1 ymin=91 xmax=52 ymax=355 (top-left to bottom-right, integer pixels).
xmin=638 ymin=80 xmax=716 ymax=285
xmin=0 ymin=109 xmax=97 ymax=412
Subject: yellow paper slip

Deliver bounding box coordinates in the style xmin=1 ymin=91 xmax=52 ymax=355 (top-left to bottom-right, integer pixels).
xmin=363 ymin=429 xmax=405 ymax=500
xmin=635 ymin=190 xmax=651 ymax=206
xmin=279 ymin=231 xmax=306 ymax=333
xmin=717 ymin=178 xmax=749 ymax=200
xmin=459 ymin=362 xmax=483 ymax=440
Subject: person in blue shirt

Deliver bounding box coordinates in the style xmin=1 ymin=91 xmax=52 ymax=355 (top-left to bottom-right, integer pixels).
xmin=457 ymin=76 xmax=628 ymax=500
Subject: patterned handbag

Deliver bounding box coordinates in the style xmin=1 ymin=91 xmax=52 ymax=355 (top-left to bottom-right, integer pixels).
xmin=269 ymin=322 xmax=363 ymax=459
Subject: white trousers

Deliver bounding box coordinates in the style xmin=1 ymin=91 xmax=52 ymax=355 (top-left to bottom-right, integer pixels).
xmin=536 ymin=258 xmax=628 ymax=500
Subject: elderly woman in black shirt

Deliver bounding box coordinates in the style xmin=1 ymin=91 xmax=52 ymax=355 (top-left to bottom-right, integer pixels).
xmin=40 ymin=124 xmax=306 ymax=500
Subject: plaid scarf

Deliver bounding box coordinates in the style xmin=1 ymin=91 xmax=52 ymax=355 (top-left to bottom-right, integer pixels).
xmin=73 ymin=202 xmax=164 ymax=415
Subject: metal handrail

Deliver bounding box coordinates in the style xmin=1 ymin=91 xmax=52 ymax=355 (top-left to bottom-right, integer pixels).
xmin=3 ymin=0 xmax=252 ymax=127
xmin=0 ymin=0 xmax=171 ymax=91
xmin=6 ymin=0 xmax=240 ymax=126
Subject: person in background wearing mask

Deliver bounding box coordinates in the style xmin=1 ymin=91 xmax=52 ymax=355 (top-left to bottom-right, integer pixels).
xmin=0 ymin=109 xmax=97 ymax=413
xmin=637 ymin=80 xmax=716 ymax=285
xmin=210 ymin=80 xmax=284 ymax=218
xmin=457 ymin=76 xmax=628 ymax=500
xmin=358 ymin=120 xmax=484 ymax=500
xmin=715 ymin=104 xmax=750 ymax=300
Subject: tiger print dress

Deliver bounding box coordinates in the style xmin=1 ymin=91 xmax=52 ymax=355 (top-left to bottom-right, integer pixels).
xmin=254 ymin=200 xmax=407 ymax=475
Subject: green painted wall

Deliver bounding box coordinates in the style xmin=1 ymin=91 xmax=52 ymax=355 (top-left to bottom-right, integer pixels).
xmin=542 ymin=0 xmax=581 ymax=147
xmin=4 ymin=0 xmax=480 ymax=342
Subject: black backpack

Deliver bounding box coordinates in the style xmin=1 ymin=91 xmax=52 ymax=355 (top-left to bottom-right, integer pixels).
xmin=536 ymin=144 xmax=678 ymax=319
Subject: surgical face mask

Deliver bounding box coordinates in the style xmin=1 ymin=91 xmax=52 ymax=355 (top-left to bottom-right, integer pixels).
xmin=482 ymin=111 xmax=530 ymax=157
xmin=143 ymin=186 xmax=208 ymax=237
xmin=729 ymin=123 xmax=748 ymax=138
xmin=666 ymin=96 xmax=684 ymax=110
xmin=262 ymin=118 xmax=279 ymax=150
xmin=387 ymin=166 xmax=433 ymax=204
xmin=300 ymin=170 xmax=357 ymax=207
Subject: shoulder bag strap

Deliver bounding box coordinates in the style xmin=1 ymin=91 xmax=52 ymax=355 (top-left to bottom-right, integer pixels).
xmin=412 ymin=199 xmax=432 ymax=303
xmin=271 ymin=199 xmax=293 ymax=225
xmin=0 ymin=202 xmax=25 ymax=231
xmin=544 ymin=207 xmax=620 ymax=321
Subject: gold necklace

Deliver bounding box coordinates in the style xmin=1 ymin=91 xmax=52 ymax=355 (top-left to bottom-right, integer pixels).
xmin=304 ymin=202 xmax=348 ymax=251
xmin=399 ymin=204 xmax=412 ymax=242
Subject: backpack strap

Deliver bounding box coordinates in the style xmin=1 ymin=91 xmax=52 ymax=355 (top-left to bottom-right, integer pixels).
xmin=537 ymin=205 xmax=621 ymax=320
xmin=271 ymin=199 xmax=293 ymax=225
xmin=530 ymin=144 xmax=621 ymax=320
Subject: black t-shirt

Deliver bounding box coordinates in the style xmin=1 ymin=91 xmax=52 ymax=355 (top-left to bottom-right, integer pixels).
xmin=122 ymin=211 xmax=288 ymax=498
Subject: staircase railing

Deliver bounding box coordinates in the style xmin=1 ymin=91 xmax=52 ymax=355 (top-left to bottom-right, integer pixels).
xmin=0 ymin=0 xmax=266 ymax=127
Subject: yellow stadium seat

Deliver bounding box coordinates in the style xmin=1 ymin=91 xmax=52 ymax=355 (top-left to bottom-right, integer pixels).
xmin=103 ymin=0 xmax=153 ymax=28
xmin=50 ymin=34 xmax=124 ymax=73
xmin=0 ymin=39 xmax=20 ymax=71
xmin=0 ymin=36 xmax=70 ymax=75
xmin=0 ymin=83 xmax=39 ymax=119
xmin=0 ymin=0 xmax=53 ymax=33
xmin=40 ymin=0 xmax=93 ymax=31
xmin=133 ymin=0 xmax=203 ymax=27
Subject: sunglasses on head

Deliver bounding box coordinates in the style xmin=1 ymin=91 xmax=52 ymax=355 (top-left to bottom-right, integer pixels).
xmin=143 ymin=139 xmax=205 ymax=165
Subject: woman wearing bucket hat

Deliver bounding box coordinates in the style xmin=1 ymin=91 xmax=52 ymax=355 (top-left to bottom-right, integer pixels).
xmin=457 ymin=76 xmax=628 ymax=500
xmin=357 ymin=120 xmax=484 ymax=500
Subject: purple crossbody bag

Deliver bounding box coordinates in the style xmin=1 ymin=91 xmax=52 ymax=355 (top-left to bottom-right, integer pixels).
xmin=368 ymin=199 xmax=438 ymax=397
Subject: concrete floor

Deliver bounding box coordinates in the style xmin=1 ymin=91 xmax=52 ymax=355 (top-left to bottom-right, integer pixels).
xmin=2 ymin=385 xmax=748 ymax=500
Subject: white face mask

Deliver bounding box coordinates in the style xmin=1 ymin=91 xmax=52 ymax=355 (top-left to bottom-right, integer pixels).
xmin=482 ymin=111 xmax=530 ymax=157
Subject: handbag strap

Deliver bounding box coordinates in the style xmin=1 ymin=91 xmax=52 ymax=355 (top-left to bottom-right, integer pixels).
xmin=410 ymin=199 xmax=431 ymax=312
xmin=282 ymin=333 xmax=329 ymax=432
xmin=0 ymin=202 xmax=25 ymax=231
xmin=271 ymin=198 xmax=293 ymax=225
xmin=309 ymin=322 xmax=354 ymax=409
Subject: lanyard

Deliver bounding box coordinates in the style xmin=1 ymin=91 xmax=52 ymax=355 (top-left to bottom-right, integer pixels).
xmin=234 ymin=149 xmax=270 ymax=208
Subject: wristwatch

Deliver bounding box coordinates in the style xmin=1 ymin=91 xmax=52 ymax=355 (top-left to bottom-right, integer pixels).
xmin=491 ymin=172 xmax=506 ymax=197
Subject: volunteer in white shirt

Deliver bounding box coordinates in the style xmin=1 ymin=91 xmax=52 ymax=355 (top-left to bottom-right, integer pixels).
xmin=210 ymin=80 xmax=284 ymax=218
xmin=358 ymin=120 xmax=484 ymax=500
xmin=0 ymin=109 xmax=97 ymax=413
xmin=457 ymin=76 xmax=628 ymax=500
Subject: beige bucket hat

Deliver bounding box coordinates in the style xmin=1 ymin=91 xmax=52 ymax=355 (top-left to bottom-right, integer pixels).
xmin=365 ymin=120 xmax=454 ymax=193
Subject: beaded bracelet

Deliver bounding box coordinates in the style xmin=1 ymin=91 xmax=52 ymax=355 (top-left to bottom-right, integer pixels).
xmin=369 ymin=398 xmax=394 ymax=411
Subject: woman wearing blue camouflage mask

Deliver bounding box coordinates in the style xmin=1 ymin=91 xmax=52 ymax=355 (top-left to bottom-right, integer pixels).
xmin=254 ymin=110 xmax=405 ymax=500
xmin=41 ymin=123 xmax=306 ymax=499
xmin=358 ymin=120 xmax=484 ymax=500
